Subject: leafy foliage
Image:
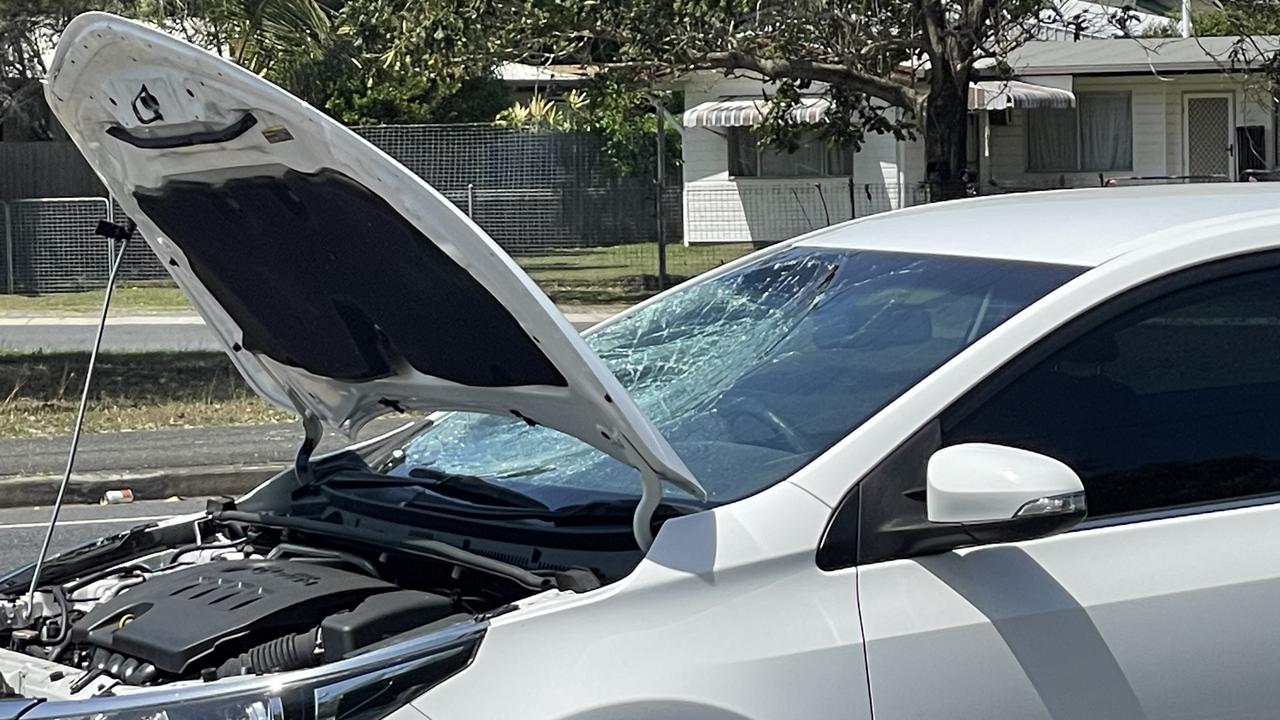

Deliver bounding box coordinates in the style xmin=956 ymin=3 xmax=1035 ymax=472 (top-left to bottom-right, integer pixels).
xmin=495 ymin=78 xmax=681 ymax=177
xmin=1 ymin=0 xmax=513 ymax=136
xmin=1136 ymin=1 xmax=1280 ymax=37
xmin=386 ymin=0 xmax=1095 ymax=194
xmin=0 ymin=0 xmax=158 ymax=137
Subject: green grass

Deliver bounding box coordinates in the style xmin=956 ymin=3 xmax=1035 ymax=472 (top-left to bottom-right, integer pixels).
xmin=0 ymin=243 xmax=758 ymax=312
xmin=0 ymin=285 xmax=192 ymax=315
xmin=0 ymin=351 xmax=288 ymax=437
xmin=516 ymin=242 xmax=756 ymax=303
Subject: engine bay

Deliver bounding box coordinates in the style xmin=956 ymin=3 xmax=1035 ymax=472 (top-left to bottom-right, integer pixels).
xmin=0 ymin=502 xmax=580 ymax=701
xmin=0 ymin=436 xmax=661 ymax=704
xmin=72 ymin=557 xmax=457 ymax=684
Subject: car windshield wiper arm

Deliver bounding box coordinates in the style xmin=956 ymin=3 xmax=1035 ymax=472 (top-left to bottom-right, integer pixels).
xmin=321 ymin=472 xmax=703 ymax=526
xmin=213 ymin=510 xmax=555 ymax=591
xmin=319 ymin=468 xmax=549 ymax=510
xmin=396 ymin=495 xmax=703 ymax=526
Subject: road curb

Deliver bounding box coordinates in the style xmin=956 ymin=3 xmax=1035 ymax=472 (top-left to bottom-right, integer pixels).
xmin=0 ymin=464 xmax=284 ymax=508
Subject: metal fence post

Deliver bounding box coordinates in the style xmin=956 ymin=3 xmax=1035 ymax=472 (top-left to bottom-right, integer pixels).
xmin=102 ymin=197 xmax=114 ymax=282
xmin=653 ymin=100 xmax=668 ymax=292
xmin=466 ymin=184 xmax=474 ymax=217
xmin=2 ymin=202 xmax=12 ymax=294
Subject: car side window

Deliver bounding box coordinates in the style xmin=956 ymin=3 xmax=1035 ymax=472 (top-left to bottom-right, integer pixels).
xmin=943 ymin=267 xmax=1280 ymax=518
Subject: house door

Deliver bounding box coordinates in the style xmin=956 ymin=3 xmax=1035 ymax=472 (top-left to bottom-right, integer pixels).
xmin=1183 ymin=93 xmax=1234 ymax=177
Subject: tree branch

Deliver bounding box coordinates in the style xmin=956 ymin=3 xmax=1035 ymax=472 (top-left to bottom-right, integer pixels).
xmin=691 ymin=50 xmax=919 ymax=112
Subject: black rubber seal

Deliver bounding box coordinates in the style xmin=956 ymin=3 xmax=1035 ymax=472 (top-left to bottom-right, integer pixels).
xmin=106 ymin=113 xmax=258 ymax=149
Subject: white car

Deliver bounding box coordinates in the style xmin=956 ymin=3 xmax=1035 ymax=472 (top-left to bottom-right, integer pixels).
xmin=2 ymin=12 xmax=1279 ymax=720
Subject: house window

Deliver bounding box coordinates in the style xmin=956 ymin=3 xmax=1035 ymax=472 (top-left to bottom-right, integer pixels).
xmin=1027 ymin=91 xmax=1132 ymax=172
xmin=728 ymin=128 xmax=855 ymax=178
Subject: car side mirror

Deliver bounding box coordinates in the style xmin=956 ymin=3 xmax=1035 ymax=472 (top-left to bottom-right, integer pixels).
xmin=927 ymin=443 xmax=1086 ymax=535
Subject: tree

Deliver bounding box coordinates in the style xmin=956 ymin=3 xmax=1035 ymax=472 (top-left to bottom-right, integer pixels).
xmin=1135 ymin=1 xmax=1280 ymax=37
xmin=0 ymin=0 xmax=511 ymax=137
xmin=264 ymin=0 xmax=513 ymax=125
xmin=394 ymin=0 xmax=1092 ymax=197
xmin=0 ymin=0 xmax=156 ymax=138
xmin=495 ymin=80 xmax=681 ymax=176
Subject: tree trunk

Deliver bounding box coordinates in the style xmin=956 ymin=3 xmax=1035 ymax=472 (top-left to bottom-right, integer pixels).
xmin=923 ymin=73 xmax=970 ymax=201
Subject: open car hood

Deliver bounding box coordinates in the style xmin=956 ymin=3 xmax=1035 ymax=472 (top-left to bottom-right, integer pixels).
xmin=45 ymin=13 xmax=701 ymax=499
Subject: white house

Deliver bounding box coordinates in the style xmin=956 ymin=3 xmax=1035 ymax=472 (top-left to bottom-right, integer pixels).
xmin=971 ymin=36 xmax=1280 ymax=192
xmin=680 ymin=34 xmax=1278 ymax=245
xmin=680 ymin=73 xmax=911 ymax=245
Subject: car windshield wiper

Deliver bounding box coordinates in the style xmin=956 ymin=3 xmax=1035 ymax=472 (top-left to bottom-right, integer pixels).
xmin=396 ymin=493 xmax=703 ymax=527
xmin=318 ymin=468 xmax=548 ymax=510
xmin=319 ymin=472 xmax=705 ymax=526
xmin=406 ymin=468 xmax=550 ymax=509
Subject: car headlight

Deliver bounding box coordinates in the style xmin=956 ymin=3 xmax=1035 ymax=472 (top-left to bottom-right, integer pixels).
xmin=25 ymin=620 xmax=484 ymax=720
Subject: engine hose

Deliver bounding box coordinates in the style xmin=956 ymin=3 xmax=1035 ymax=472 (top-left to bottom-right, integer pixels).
xmin=166 ymin=538 xmax=250 ymax=567
xmin=214 ymin=629 xmax=319 ymax=679
xmin=64 ymin=564 xmax=152 ymax=593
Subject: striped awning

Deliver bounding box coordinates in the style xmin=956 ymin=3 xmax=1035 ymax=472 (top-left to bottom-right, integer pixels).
xmin=683 ymin=96 xmax=832 ymax=128
xmin=686 ymin=82 xmax=1073 ymax=128
xmin=969 ymin=80 xmax=1076 ymax=111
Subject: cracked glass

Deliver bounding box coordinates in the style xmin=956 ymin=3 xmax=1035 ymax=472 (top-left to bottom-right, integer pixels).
xmin=386 ymin=246 xmax=1081 ymax=508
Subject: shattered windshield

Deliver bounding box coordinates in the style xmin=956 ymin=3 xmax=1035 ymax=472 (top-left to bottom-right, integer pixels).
xmin=384 ymin=246 xmax=1081 ymax=508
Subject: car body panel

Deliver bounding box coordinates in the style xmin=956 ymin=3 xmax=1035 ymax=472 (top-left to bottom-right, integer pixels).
xmin=799 ymin=183 xmax=1280 ymax=266
xmin=36 ymin=15 xmax=1280 ymax=716
xmin=858 ymin=503 xmax=1280 ymax=719
xmin=44 ymin=13 xmax=699 ymax=497
xmin=414 ymin=481 xmax=874 ymax=720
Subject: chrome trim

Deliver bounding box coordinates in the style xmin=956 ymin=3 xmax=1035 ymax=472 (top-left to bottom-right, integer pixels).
xmin=313 ymin=646 xmax=469 ymax=720
xmin=1077 ymin=492 xmax=1280 ymax=531
xmin=1013 ymin=491 xmax=1086 ymax=518
xmin=22 ymin=619 xmax=486 ymax=718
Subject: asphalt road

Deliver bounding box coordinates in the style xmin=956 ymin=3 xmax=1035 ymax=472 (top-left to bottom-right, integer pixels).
xmin=0 ymin=416 xmax=411 ymax=477
xmin=0 ymin=317 xmax=599 ymax=353
xmin=0 ymin=313 xmax=605 ymax=478
xmin=0 ymin=497 xmax=210 ymax=570
xmin=0 ymin=323 xmax=221 ymax=352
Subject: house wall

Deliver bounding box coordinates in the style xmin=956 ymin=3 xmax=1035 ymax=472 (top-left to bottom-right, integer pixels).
xmin=682 ymin=73 xmax=908 ymax=245
xmin=982 ymin=74 xmax=1272 ymax=190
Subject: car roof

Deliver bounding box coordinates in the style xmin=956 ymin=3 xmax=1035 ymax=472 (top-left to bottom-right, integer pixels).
xmin=799 ymin=183 xmax=1280 ymax=267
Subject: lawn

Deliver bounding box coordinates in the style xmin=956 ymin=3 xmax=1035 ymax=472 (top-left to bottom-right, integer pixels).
xmin=0 ymin=286 xmax=192 ymax=315
xmin=0 ymin=351 xmax=288 ymax=437
xmin=0 ymin=243 xmax=758 ymax=312
xmin=517 ymin=242 xmax=756 ymax=303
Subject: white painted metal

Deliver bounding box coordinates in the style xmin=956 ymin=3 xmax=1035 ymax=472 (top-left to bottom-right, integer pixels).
xmin=926 ymin=444 xmax=1084 ymax=523
xmin=44 ymin=13 xmax=701 ymax=504
xmin=421 ymin=190 xmax=1280 ymax=719
xmin=416 ymin=482 xmax=873 ymax=720
xmin=858 ymin=503 xmax=1280 ymax=719
xmin=38 ymin=13 xmax=1280 ymax=720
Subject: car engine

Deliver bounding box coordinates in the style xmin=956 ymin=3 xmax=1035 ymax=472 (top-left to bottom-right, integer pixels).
xmin=71 ymin=558 xmax=454 ymax=685
xmin=0 ymin=512 xmax=555 ymax=700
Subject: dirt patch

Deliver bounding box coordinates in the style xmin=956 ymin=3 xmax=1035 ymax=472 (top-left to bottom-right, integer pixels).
xmin=0 ymin=351 xmax=288 ymax=437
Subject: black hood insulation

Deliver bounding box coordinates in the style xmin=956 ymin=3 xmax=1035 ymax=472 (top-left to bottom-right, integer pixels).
xmin=134 ymin=168 xmax=566 ymax=387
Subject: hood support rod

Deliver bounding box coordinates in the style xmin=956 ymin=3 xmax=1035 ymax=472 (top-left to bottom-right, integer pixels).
xmin=633 ymin=466 xmax=663 ymax=552
xmin=27 ymin=221 xmax=134 ymax=608
xmin=294 ymin=411 xmax=323 ymax=486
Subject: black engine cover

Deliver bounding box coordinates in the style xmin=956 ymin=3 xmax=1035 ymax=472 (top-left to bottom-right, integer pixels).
xmin=71 ymin=559 xmax=395 ymax=675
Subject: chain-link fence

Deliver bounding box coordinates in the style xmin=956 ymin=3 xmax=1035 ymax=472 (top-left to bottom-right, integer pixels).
xmin=0 ymin=126 xmax=700 ymax=303
xmin=0 ymin=124 xmax=1155 ymax=303
xmin=3 ymin=198 xmax=111 ymax=294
